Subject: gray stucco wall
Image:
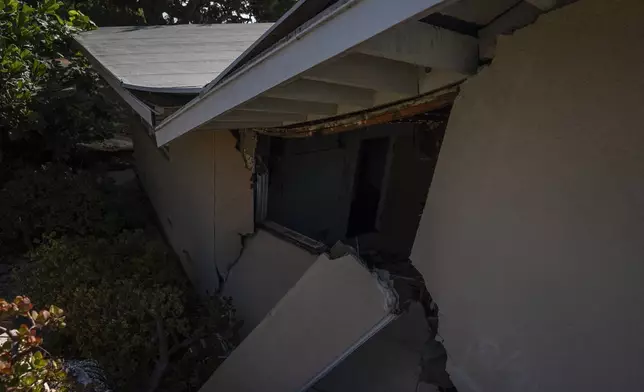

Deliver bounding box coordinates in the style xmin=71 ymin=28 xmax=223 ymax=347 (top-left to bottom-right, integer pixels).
xmin=223 ymin=229 xmax=317 ymax=337
xmin=410 ymin=0 xmax=644 ymax=391
xmin=132 ymin=127 xmax=253 ymax=294
xmin=133 ymin=125 xmax=218 ymax=293
xmin=213 ymin=131 xmax=255 ymax=278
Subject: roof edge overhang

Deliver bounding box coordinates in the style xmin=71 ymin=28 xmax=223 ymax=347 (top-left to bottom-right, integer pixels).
xmin=75 ymin=41 xmax=157 ymax=127
xmin=200 ymin=0 xmax=337 ymax=95
xmin=154 ymin=0 xmax=454 ymax=146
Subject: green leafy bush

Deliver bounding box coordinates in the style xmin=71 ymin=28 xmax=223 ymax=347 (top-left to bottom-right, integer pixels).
xmin=0 ymin=164 xmax=143 ymax=257
xmin=0 ymin=296 xmax=69 ymax=392
xmin=0 ymin=0 xmax=118 ymax=162
xmin=16 ymin=230 xmax=239 ymax=391
xmin=2 ymin=2 xmax=240 ymax=390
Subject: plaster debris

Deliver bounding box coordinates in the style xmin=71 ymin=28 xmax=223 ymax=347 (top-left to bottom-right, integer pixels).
xmin=201 ymin=250 xmax=397 ymax=392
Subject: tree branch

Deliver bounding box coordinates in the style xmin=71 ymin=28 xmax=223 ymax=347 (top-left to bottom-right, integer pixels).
xmin=168 ymin=336 xmax=198 ymax=356
xmin=146 ymin=315 xmax=169 ymax=392
xmin=12 ymin=346 xmax=39 ymax=363
xmin=145 ymin=315 xmax=209 ymax=392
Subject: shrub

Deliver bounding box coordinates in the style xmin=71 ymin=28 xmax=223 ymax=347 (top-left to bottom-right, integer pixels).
xmin=0 ymin=0 xmax=119 ymax=163
xmin=15 ymin=230 xmax=239 ymax=391
xmin=0 ymin=296 xmax=69 ymax=392
xmin=0 ymin=165 xmax=144 ymax=257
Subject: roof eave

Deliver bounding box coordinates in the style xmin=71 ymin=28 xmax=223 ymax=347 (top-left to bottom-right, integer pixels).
xmin=74 ymin=36 xmax=156 ymax=126
xmin=154 ymin=0 xmax=453 ymax=146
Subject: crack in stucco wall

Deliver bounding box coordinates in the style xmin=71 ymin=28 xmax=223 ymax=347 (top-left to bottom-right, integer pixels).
xmin=329 ymin=241 xmax=457 ymax=390
xmin=360 ymin=251 xmax=458 ymax=391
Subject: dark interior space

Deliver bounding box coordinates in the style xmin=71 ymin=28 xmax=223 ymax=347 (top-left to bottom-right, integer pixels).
xmin=346 ymin=137 xmax=390 ymax=237
xmin=258 ymin=107 xmax=450 ymax=257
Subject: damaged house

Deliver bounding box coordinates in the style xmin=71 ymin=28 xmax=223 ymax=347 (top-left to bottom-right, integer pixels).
xmin=75 ymin=0 xmax=644 ymax=391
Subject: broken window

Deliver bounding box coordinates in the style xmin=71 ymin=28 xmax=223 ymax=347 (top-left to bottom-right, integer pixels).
xmin=255 ymin=112 xmax=449 ymax=259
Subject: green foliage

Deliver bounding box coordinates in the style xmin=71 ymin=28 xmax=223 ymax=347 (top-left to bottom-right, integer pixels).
xmin=0 ymin=164 xmax=144 ymax=257
xmin=61 ymin=0 xmax=296 ymax=26
xmin=16 ymin=230 xmax=239 ymax=390
xmin=248 ymin=0 xmax=296 ymax=22
xmin=0 ymin=0 xmax=117 ymax=161
xmin=0 ymin=296 xmax=70 ymax=392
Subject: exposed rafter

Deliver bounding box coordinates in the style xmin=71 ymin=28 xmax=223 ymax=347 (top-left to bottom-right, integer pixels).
xmin=239 ymin=97 xmax=338 ymax=115
xmin=264 ymin=79 xmax=375 ymax=108
xmin=419 ymin=69 xmax=468 ymax=94
xmin=256 ymin=85 xmax=459 ymax=138
xmin=352 ymin=20 xmax=479 ymax=74
xmin=217 ymin=110 xmax=307 ymax=123
xmin=201 ymin=121 xmax=285 ymax=130
xmin=154 ymin=0 xmax=452 ymax=145
xmin=301 ymin=53 xmax=420 ymax=96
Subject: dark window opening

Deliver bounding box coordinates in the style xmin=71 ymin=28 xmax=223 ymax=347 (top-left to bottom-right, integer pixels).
xmin=257 ymin=107 xmax=451 ymax=257
xmin=346 ymin=137 xmax=390 ymax=237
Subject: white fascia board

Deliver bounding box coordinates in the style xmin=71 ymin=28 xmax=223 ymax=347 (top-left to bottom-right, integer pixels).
xmin=199 ymin=0 xmax=314 ymax=93
xmin=154 ymin=0 xmax=453 ymax=146
xmin=107 ymin=79 xmax=156 ymax=127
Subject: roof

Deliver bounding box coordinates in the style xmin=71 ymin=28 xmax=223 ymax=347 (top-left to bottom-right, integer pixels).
xmin=154 ymin=0 xmax=463 ymax=145
xmin=77 ymin=0 xmax=557 ymax=146
xmin=76 ymin=24 xmax=273 ymax=94
xmin=201 ymin=0 xmax=339 ymax=93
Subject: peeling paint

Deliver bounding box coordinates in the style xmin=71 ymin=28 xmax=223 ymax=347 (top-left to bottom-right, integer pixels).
xmin=239 ymin=130 xmax=257 ymax=170
xmin=255 ymin=86 xmax=459 ymax=138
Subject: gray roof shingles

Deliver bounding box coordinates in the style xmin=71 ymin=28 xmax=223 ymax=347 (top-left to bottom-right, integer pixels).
xmin=76 ymin=23 xmax=273 ymax=93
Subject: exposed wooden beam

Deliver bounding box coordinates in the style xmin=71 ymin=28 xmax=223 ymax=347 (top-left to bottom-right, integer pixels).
xmin=155 ymin=0 xmax=452 ymax=146
xmin=264 ymin=79 xmax=375 ymax=108
xmin=256 ymin=86 xmax=459 ymax=138
xmin=301 ymin=53 xmax=420 ymax=96
xmin=419 ymin=69 xmax=468 ymax=94
xmin=337 ymin=104 xmax=369 ymax=115
xmin=239 ymin=97 xmax=338 ymax=115
xmin=306 ymin=114 xmax=330 ymax=121
xmin=373 ymin=91 xmax=411 ymax=106
xmin=352 ymin=20 xmax=479 ymax=74
xmin=217 ymin=110 xmax=307 ymax=123
xmin=201 ymin=121 xmax=285 ymax=130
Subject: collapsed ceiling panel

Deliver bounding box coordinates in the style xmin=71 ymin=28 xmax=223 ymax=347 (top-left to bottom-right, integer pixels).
xmin=203 ymin=252 xmax=397 ymax=392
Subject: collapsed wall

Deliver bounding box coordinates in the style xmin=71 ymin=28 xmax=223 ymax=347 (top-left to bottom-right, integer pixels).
xmin=411 ymin=0 xmax=644 ymax=391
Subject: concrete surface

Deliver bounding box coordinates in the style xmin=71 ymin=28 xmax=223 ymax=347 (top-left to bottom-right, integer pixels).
xmin=223 ymin=229 xmax=317 ymax=337
xmin=411 ymin=0 xmax=644 ymax=391
xmin=201 ymin=253 xmax=395 ymax=392
xmin=312 ymin=302 xmax=429 ymax=392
